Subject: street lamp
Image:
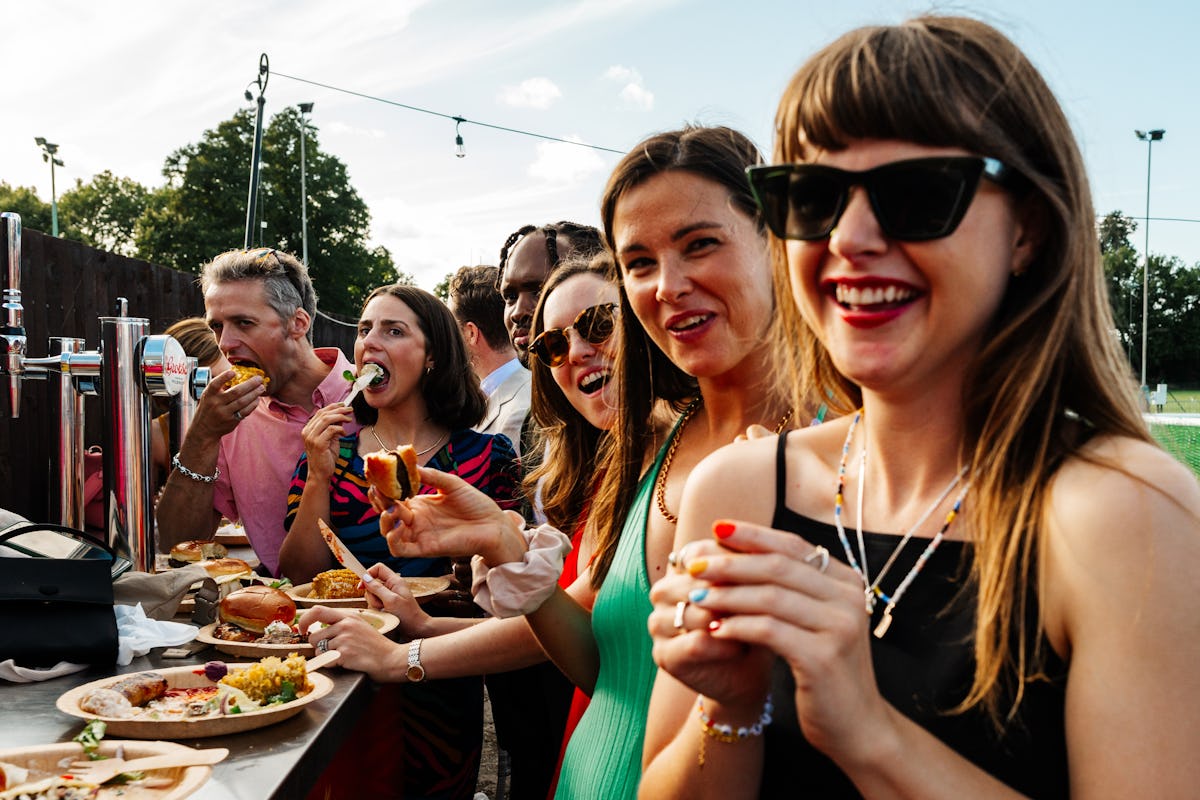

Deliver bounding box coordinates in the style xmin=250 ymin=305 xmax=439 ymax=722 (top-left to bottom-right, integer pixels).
xmin=243 ymin=53 xmax=270 ymax=249
xmin=1135 ymin=128 xmax=1165 ymax=388
xmin=34 ymin=138 xmax=64 ymax=236
xmin=298 ymin=102 xmax=314 ymax=266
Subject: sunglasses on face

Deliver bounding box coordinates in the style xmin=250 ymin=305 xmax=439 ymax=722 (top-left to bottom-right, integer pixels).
xmin=529 ymin=303 xmax=618 ymax=368
xmin=745 ymin=156 xmax=1021 ymax=242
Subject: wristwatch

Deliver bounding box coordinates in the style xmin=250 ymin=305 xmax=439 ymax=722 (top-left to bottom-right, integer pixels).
xmin=406 ymin=638 xmax=426 ymax=683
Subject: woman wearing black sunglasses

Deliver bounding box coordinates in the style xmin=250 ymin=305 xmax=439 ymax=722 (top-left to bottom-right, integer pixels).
xmin=642 ymin=15 xmax=1200 ymax=800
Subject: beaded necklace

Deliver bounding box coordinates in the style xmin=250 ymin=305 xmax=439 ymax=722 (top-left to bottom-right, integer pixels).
xmin=833 ymin=410 xmax=970 ymax=638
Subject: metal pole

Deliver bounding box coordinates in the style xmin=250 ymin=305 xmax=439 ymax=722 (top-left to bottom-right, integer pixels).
xmin=243 ymin=54 xmax=270 ymax=249
xmin=300 ymin=104 xmax=311 ymax=265
xmin=1136 ymin=128 xmax=1165 ymax=388
xmin=50 ymin=157 xmax=59 ymax=237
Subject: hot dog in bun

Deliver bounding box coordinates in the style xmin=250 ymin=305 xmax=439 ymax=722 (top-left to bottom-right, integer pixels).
xmin=364 ymin=445 xmax=421 ymax=502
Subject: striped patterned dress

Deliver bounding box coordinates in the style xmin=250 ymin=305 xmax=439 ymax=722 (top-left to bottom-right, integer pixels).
xmin=286 ymin=427 xmax=519 ymax=800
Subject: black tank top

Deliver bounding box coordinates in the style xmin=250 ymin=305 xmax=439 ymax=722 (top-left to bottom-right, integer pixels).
xmin=761 ymin=433 xmax=1069 ymax=798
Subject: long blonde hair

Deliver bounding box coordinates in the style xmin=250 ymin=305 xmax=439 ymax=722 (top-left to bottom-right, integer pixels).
xmin=770 ymin=15 xmax=1149 ymax=722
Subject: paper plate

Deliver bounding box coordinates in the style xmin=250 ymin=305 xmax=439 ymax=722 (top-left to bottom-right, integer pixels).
xmin=0 ymin=739 xmax=211 ymax=799
xmin=56 ymin=664 xmax=334 ymax=739
xmin=194 ymin=609 xmax=399 ymax=657
xmin=288 ymin=576 xmax=450 ymax=607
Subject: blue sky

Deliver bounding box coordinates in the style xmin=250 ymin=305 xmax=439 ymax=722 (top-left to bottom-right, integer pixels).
xmin=3 ymin=0 xmax=1197 ymax=291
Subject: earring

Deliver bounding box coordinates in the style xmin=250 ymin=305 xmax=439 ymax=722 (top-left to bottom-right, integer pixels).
xmin=425 ymin=365 xmax=433 ymax=375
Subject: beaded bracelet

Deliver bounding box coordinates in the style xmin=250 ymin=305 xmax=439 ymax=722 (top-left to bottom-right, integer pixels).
xmin=696 ymin=693 xmax=773 ymax=768
xmin=171 ymin=453 xmax=220 ymax=484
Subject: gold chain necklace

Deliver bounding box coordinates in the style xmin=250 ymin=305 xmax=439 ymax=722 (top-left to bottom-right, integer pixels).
xmin=366 ymin=424 xmax=448 ymax=457
xmin=654 ymin=400 xmax=794 ymax=524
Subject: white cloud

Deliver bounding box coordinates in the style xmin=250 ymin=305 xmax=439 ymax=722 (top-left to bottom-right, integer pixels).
xmin=527 ymin=139 xmax=607 ymax=184
xmin=602 ymin=64 xmax=655 ymax=111
xmin=497 ymin=77 xmax=563 ymax=109
xmin=326 ymin=122 xmax=386 ymax=139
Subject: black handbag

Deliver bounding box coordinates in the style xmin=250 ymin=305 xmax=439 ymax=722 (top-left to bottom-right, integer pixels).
xmin=0 ymin=524 xmax=120 ymax=667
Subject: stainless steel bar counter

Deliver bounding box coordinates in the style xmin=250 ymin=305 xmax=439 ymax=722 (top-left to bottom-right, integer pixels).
xmin=0 ymin=646 xmax=373 ymax=799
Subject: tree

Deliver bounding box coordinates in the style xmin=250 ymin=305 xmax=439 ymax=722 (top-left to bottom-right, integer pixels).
xmin=1100 ymin=211 xmax=1142 ymax=363
xmin=57 ymin=171 xmax=149 ymax=256
xmin=432 ymin=273 xmax=453 ymax=301
xmin=134 ymin=107 xmax=395 ymax=314
xmin=0 ymin=182 xmax=52 ymax=234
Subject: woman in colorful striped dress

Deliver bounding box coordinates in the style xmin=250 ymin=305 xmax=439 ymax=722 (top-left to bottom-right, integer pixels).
xmin=282 ymin=282 xmax=519 ymax=800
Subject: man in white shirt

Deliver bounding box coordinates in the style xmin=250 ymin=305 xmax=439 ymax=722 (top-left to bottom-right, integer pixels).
xmin=447 ymin=265 xmax=530 ymax=456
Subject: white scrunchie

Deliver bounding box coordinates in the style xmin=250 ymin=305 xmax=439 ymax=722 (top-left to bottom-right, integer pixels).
xmin=471 ymin=523 xmax=573 ymax=618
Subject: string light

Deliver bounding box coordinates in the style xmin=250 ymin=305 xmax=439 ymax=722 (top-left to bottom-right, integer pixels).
xmin=273 ymin=70 xmax=624 ymax=155
xmin=454 ymin=116 xmax=466 ymax=159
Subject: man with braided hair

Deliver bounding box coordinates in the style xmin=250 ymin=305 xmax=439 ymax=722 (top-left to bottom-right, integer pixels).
xmin=497 ymin=221 xmax=603 ymax=367
xmin=489 ymin=220 xmax=601 ymax=800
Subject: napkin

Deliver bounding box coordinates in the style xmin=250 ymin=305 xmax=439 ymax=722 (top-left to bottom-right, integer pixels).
xmin=0 ymin=659 xmax=89 ymax=683
xmin=114 ymin=603 xmax=198 ymax=666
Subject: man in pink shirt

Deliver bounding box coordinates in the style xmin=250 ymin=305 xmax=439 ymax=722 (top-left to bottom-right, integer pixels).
xmin=156 ymin=248 xmax=355 ymax=577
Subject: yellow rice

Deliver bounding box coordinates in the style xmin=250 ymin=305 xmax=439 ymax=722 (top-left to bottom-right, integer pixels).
xmin=219 ymin=653 xmax=311 ymax=703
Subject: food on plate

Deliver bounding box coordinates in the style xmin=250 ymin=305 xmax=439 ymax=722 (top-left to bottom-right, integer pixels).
xmin=0 ymin=762 xmax=29 ymax=791
xmin=0 ymin=776 xmax=99 ymax=799
xmin=198 ymin=557 xmax=253 ymax=578
xmin=311 ymin=568 xmax=363 ymax=600
xmin=219 ymin=653 xmax=311 ymax=704
xmin=213 ymin=586 xmax=302 ymax=645
xmin=68 ymin=655 xmax=314 ymax=726
xmin=226 ymin=364 xmax=269 ymax=389
xmin=364 ymin=444 xmax=420 ymax=502
xmin=168 ymin=539 xmax=227 ymax=567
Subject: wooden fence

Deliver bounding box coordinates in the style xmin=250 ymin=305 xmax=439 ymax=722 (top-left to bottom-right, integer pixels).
xmin=0 ymin=228 xmax=355 ymax=522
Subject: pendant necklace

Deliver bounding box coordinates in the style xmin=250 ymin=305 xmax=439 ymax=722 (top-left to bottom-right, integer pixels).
xmin=833 ymin=410 xmax=970 ymax=638
xmin=367 ymin=424 xmax=448 ymax=457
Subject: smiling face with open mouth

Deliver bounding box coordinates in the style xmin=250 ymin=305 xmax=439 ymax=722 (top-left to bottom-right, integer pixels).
xmin=539 ymin=272 xmax=620 ymax=431
xmin=787 ymin=139 xmax=1031 ymax=398
xmin=612 ymin=170 xmax=773 ymax=384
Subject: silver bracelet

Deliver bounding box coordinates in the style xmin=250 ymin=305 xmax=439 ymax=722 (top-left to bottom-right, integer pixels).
xmin=171 ymin=453 xmax=220 ymax=484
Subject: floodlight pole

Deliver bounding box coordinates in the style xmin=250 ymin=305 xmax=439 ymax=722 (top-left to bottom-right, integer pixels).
xmin=35 ymin=138 xmax=64 ymax=236
xmin=298 ymin=102 xmax=313 ymax=266
xmin=243 ymin=53 xmax=270 ymax=249
xmin=1135 ymin=128 xmax=1165 ymax=388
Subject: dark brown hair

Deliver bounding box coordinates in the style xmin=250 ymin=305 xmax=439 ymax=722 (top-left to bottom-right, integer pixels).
xmin=351 ymin=284 xmax=487 ymax=430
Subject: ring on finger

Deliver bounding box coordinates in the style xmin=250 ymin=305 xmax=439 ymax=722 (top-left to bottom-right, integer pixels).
xmin=316 ymin=637 xmax=330 ymax=654
xmin=804 ymin=545 xmax=830 ymax=574
xmin=671 ymin=541 xmax=700 ymax=574
xmin=233 ymin=409 xmax=243 ymax=421
xmin=673 ymin=600 xmax=690 ymax=632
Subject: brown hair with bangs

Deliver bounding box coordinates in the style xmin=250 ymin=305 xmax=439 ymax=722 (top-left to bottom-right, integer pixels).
xmin=769 ymin=16 xmax=1150 ymax=723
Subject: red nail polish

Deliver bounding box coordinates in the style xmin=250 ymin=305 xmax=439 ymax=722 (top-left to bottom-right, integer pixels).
xmin=714 ymin=521 xmax=735 ymax=539
xmin=708 ymin=619 xmax=722 ymax=632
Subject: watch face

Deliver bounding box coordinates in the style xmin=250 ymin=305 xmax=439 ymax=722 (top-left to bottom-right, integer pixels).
xmin=406 ymin=664 xmax=425 ymax=682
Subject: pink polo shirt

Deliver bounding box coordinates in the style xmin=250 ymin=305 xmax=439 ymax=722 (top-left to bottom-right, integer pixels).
xmin=212 ymin=348 xmax=357 ymax=576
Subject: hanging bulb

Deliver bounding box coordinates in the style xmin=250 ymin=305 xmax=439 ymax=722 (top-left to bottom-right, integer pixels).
xmin=453 ymin=117 xmax=466 ymax=158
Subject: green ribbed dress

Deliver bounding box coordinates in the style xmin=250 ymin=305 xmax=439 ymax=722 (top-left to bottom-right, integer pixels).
xmin=554 ymin=426 xmax=676 ymax=799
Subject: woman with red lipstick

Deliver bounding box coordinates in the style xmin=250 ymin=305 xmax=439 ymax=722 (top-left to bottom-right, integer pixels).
xmin=373 ymin=126 xmax=795 ymax=799
xmin=281 ymin=283 xmax=519 ymax=799
xmin=641 ymin=15 xmax=1200 ymax=799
